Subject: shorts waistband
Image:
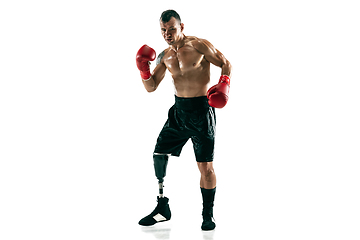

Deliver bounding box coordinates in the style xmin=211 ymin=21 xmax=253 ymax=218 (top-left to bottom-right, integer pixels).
xmin=174 ymin=95 xmax=210 ymax=111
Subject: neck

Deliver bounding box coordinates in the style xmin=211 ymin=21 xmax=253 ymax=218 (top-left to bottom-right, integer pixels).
xmin=170 ymin=34 xmax=186 ymax=51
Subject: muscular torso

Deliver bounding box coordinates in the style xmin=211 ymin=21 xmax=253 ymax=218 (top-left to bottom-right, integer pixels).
xmin=161 ymin=36 xmax=210 ymax=97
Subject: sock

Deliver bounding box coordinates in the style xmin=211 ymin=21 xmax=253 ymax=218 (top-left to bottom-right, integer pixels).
xmin=201 ymin=187 xmax=216 ymax=208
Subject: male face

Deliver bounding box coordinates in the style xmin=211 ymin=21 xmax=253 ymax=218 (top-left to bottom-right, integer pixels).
xmin=160 ymin=17 xmax=184 ymax=45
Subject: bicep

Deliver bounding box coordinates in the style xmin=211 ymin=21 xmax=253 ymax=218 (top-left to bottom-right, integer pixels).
xmin=156 ymin=50 xmax=165 ymax=65
xmin=196 ymin=39 xmax=226 ymax=67
xmin=152 ymin=62 xmax=166 ymax=86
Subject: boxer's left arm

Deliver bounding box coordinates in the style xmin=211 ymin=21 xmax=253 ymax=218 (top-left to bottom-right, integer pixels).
xmin=194 ymin=39 xmax=232 ymax=108
xmin=193 ymin=39 xmax=232 ymax=78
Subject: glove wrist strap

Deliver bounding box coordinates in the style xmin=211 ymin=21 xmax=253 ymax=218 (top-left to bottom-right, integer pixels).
xmin=140 ymin=70 xmax=151 ymax=81
xmin=219 ymin=75 xmax=230 ymax=85
xmin=142 ymin=76 xmax=152 ymax=82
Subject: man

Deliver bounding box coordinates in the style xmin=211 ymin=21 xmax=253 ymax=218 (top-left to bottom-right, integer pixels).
xmin=136 ymin=10 xmax=232 ymax=231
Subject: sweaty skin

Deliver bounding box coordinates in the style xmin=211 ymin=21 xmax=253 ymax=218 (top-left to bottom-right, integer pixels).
xmin=142 ymin=17 xmax=232 ymax=98
xmin=142 ymin=16 xmax=232 ymax=189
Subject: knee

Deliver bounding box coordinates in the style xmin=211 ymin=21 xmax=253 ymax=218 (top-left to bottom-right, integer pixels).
xmin=198 ymin=162 xmax=215 ymax=178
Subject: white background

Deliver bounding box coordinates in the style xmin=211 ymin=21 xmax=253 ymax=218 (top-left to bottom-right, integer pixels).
xmin=1 ymin=0 xmax=359 ymax=239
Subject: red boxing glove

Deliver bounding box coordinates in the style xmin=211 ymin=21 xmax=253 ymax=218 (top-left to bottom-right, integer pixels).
xmin=207 ymin=75 xmax=230 ymax=108
xmin=136 ymin=45 xmax=156 ymax=80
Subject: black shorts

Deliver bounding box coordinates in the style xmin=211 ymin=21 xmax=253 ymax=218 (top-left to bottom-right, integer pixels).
xmin=154 ymin=95 xmax=216 ymax=162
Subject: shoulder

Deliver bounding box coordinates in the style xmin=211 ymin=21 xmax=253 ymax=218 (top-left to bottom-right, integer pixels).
xmin=156 ymin=48 xmax=170 ymax=65
xmin=189 ymin=37 xmax=215 ymax=54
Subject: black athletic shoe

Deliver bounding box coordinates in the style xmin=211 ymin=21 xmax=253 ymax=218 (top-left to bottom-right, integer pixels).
xmin=201 ymin=207 xmax=216 ymax=231
xmin=138 ymin=197 xmax=171 ymax=226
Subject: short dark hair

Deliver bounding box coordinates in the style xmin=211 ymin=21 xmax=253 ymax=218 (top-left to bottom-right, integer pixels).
xmin=160 ymin=10 xmax=181 ymax=24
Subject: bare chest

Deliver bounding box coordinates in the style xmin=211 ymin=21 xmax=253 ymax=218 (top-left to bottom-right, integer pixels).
xmin=164 ymin=46 xmax=206 ymax=76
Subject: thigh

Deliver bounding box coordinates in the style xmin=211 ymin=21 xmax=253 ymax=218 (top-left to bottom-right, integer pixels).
xmin=154 ymin=105 xmax=190 ymax=156
xmin=191 ymin=135 xmax=215 ymax=162
xmin=155 ymin=127 xmax=189 ymax=156
xmin=190 ymin=107 xmax=216 ymax=162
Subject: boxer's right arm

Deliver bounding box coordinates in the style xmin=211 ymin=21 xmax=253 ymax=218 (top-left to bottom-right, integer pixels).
xmin=142 ymin=50 xmax=167 ymax=93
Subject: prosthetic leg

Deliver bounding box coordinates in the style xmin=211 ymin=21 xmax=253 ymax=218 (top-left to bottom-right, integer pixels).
xmin=153 ymin=154 xmax=168 ymax=198
xmin=138 ymin=154 xmax=172 ymax=226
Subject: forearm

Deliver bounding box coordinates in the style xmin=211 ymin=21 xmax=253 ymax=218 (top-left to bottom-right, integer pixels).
xmin=221 ymin=59 xmax=232 ymax=78
xmin=142 ymin=76 xmax=157 ymax=92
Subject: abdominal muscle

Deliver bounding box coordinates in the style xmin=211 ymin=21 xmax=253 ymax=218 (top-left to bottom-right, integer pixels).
xmin=171 ymin=61 xmax=211 ymax=98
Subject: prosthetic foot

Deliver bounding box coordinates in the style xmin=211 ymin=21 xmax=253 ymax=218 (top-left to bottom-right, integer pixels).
xmin=138 ymin=196 xmax=171 ymax=226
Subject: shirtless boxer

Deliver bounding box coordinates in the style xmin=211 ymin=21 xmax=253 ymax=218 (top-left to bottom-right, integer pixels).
xmin=136 ymin=10 xmax=232 ymax=231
